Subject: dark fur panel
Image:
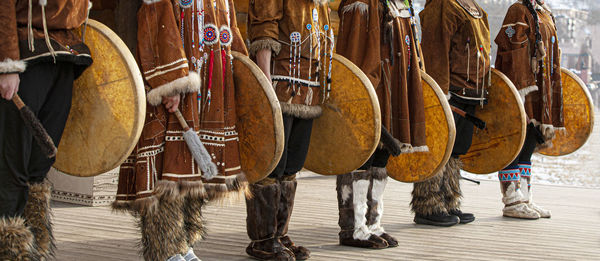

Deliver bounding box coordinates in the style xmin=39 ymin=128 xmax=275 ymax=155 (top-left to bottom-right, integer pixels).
xmin=352 ymin=170 xmax=371 ymax=181
xmin=444 ymin=158 xmax=463 ymax=211
xmin=139 ymin=193 xmax=187 ymax=261
xmin=410 ymin=165 xmax=447 ymax=216
xmin=183 ymin=197 xmax=207 ymax=247
xmin=24 ymin=182 xmax=54 ymax=260
xmin=370 ymin=167 xmax=388 ymax=181
xmin=0 ymin=217 xmax=38 ymax=261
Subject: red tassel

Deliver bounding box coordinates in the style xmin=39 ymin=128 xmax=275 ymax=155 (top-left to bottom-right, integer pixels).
xmin=221 ymin=49 xmax=227 ymax=90
xmin=208 ymin=49 xmax=214 ymax=91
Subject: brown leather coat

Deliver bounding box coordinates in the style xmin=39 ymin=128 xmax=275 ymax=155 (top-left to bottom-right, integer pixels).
xmin=115 ymin=0 xmax=249 ymax=211
xmin=495 ymin=2 xmax=564 ymax=131
xmin=248 ymin=0 xmax=332 ymax=119
xmin=0 ymin=0 xmax=92 ymax=75
xmin=420 ymin=0 xmax=491 ymax=100
xmin=337 ymin=0 xmax=426 ymax=151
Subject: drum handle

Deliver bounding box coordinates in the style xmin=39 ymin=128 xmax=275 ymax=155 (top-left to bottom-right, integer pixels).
xmin=174 ymin=109 xmax=191 ymax=131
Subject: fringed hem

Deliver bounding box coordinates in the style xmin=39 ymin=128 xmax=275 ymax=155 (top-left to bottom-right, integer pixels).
xmin=146 ymin=72 xmax=201 ymax=106
xmin=248 ymin=38 xmax=281 ymax=57
xmin=280 ymin=102 xmax=323 ymax=119
xmin=204 ymin=173 xmax=251 ymax=205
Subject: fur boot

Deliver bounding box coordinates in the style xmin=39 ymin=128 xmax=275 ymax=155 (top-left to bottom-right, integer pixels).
xmin=0 ymin=216 xmax=38 ymax=260
xmin=246 ymin=178 xmax=294 ymax=261
xmin=366 ymin=167 xmax=397 ymax=247
xmin=336 ymin=171 xmax=388 ymax=249
xmin=519 ymin=163 xmax=551 ymax=218
xmin=277 ymin=175 xmax=310 ymax=260
xmin=182 ymin=197 xmax=206 ymax=247
xmin=139 ymin=183 xmax=188 ymax=261
xmin=22 ymin=182 xmax=54 ymax=260
xmin=443 ymin=158 xmax=474 ymax=224
xmin=499 ymin=167 xmax=539 ymax=219
xmin=411 ymin=160 xmax=460 ymax=227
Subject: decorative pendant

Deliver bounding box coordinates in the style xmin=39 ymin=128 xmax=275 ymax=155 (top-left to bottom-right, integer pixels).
xmin=179 ymin=0 xmax=193 ymax=8
xmin=405 ymin=35 xmax=411 ymax=71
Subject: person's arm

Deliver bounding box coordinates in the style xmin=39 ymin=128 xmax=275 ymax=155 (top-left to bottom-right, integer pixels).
xmin=0 ymin=0 xmax=25 ymax=100
xmin=256 ymin=49 xmax=272 ymax=81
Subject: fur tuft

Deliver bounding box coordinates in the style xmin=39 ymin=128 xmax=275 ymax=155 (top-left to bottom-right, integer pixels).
xmin=444 ymin=158 xmax=463 ymax=211
xmin=248 ymin=39 xmax=282 ymax=57
xmin=147 ymin=72 xmax=201 ymax=106
xmin=518 ymin=85 xmax=538 ymax=103
xmin=280 ymin=102 xmax=323 ymax=119
xmin=39 ymin=0 xmax=47 ymax=7
xmin=24 ymin=182 xmax=55 ymax=260
xmin=0 ymin=58 xmax=26 ymax=74
xmin=411 ymin=162 xmax=448 ymax=216
xmin=367 ymin=168 xmax=387 ymax=236
xmin=352 ymin=179 xmax=371 ymax=240
xmin=341 ymin=2 xmax=369 ymax=15
xmin=204 ymin=173 xmax=250 ymax=205
xmin=0 ymin=217 xmax=37 ymax=260
xmin=313 ymin=0 xmax=329 ymax=5
xmin=143 ymin=0 xmax=164 ymax=4
xmin=182 ymin=197 xmax=207 ymax=246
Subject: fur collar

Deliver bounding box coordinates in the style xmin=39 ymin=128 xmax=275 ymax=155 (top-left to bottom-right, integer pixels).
xmin=313 ymin=0 xmax=329 ymax=5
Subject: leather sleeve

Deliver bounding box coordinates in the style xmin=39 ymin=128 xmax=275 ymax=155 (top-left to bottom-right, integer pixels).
xmin=247 ymin=0 xmax=283 ymax=56
xmin=0 ymin=0 xmax=26 ymax=74
xmin=419 ymin=0 xmax=458 ymax=95
xmin=229 ymin=0 xmax=248 ymax=55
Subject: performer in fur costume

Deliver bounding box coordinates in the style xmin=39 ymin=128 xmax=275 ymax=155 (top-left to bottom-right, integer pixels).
xmin=246 ymin=0 xmax=333 ymax=259
xmin=113 ymin=0 xmax=250 ymax=260
xmin=494 ymin=0 xmax=561 ymax=219
xmin=0 ymin=1 xmax=93 ymax=260
xmin=412 ymin=0 xmax=491 ymax=227
xmin=335 ymin=0 xmax=428 ymax=248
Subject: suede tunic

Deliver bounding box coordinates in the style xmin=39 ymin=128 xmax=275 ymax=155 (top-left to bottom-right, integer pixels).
xmin=337 ymin=0 xmax=426 ymax=150
xmin=420 ymin=0 xmax=491 ymax=100
xmin=495 ymin=2 xmax=564 ymax=129
xmin=248 ymin=0 xmax=332 ymax=119
xmin=0 ymin=0 xmax=92 ymax=75
xmin=115 ymin=0 xmax=249 ymax=211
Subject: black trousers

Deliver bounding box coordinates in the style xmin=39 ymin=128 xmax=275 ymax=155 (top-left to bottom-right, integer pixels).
xmin=449 ymin=96 xmax=478 ymax=157
xmin=359 ymin=148 xmax=390 ymax=170
xmin=268 ymin=114 xmax=313 ymax=179
xmin=505 ymin=125 xmax=539 ymax=168
xmin=0 ymin=62 xmax=74 ymax=218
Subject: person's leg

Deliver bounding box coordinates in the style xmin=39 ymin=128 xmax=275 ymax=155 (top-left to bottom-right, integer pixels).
xmin=519 ymin=128 xmax=551 ymax=218
xmin=364 ymin=150 xmax=397 ymax=247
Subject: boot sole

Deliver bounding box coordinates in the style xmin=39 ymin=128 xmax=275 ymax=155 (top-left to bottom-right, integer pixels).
xmin=459 ymin=217 xmax=475 ymax=224
xmin=414 ymin=217 xmax=459 ymax=227
xmin=503 ymin=214 xmax=540 ymax=220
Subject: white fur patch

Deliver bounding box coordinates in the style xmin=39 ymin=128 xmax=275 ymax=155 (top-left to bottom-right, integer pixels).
xmin=341 ymin=185 xmax=352 ymax=204
xmin=412 ymin=146 xmax=429 ymax=153
xmin=352 ymin=179 xmax=371 ymax=240
xmin=0 ymin=59 xmax=26 ymax=74
xmin=39 ymin=0 xmax=47 ymax=6
xmin=368 ymin=178 xmax=387 ymax=236
xmin=518 ymin=85 xmax=538 ymax=103
xmin=143 ymin=0 xmax=164 ymax=4
xmin=146 ymin=72 xmax=201 ymax=106
xmin=501 ymin=182 xmax=526 ymax=205
xmin=313 ymin=0 xmax=329 ymax=6
xmin=341 ymin=2 xmax=369 ymax=15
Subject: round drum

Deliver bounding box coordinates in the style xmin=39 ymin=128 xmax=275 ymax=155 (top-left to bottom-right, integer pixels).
xmin=304 ymin=54 xmax=381 ymax=175
xmin=387 ymin=71 xmax=456 ymax=183
xmin=460 ymin=68 xmax=527 ymax=174
xmin=54 ymin=20 xmax=146 ymax=177
xmin=538 ymin=68 xmax=595 ymax=156
xmin=231 ymin=51 xmax=285 ymax=183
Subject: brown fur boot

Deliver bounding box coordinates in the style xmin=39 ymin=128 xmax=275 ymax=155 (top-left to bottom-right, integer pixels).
xmin=24 ymin=182 xmax=55 ymax=260
xmin=139 ymin=182 xmax=188 ymax=261
xmin=337 ymin=171 xmax=388 ymax=249
xmin=411 ymin=161 xmax=459 ymax=227
xmin=246 ymin=178 xmax=294 ymax=261
xmin=443 ymin=158 xmax=474 ymax=224
xmin=366 ymin=168 xmax=397 ymax=247
xmin=182 ymin=197 xmax=206 ymax=247
xmin=0 ymin=217 xmax=38 ymax=260
xmin=277 ymin=175 xmax=310 ymax=260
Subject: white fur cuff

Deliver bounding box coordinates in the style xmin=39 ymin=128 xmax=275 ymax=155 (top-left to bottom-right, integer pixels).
xmin=248 ymin=39 xmax=282 ymax=57
xmin=0 ymin=59 xmax=26 ymax=74
xmin=143 ymin=0 xmax=164 ymax=4
xmin=341 ymin=2 xmax=369 ymax=15
xmin=146 ymin=72 xmax=201 ymax=106
xmin=518 ymin=85 xmax=538 ymax=103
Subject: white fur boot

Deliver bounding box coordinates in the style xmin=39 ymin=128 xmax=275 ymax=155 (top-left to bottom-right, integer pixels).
xmin=519 ymin=163 xmax=551 ymax=218
xmin=499 ymin=168 xmax=539 ymax=219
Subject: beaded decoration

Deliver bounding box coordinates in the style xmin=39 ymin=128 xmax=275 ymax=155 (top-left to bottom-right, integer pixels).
xmin=550 ymin=36 xmax=555 ymax=76
xmin=179 ymin=0 xmax=193 ymax=8
xmin=325 ymin=25 xmax=334 ymax=100
xmin=290 ymin=31 xmax=302 ymax=94
xmin=220 ymin=26 xmax=232 ymax=90
xmin=204 ymin=23 xmax=219 ymax=108
xmin=405 ymin=35 xmax=411 ymax=71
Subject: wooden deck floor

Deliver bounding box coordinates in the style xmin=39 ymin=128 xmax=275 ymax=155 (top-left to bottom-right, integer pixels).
xmin=53 ymin=175 xmax=600 ymax=261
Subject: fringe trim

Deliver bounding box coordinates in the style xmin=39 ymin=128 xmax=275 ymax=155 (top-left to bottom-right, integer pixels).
xmin=204 ymin=173 xmax=251 ymax=206
xmin=280 ymin=102 xmax=323 ymax=119
xmin=518 ymin=85 xmax=538 ymax=102
xmin=341 ymin=2 xmax=369 ymax=15
xmin=248 ymin=39 xmax=282 ymax=57
xmin=0 ymin=59 xmax=26 ymax=74
xmin=147 ymin=72 xmax=201 ymax=106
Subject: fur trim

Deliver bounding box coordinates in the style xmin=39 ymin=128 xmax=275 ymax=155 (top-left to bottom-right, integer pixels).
xmin=147 ymin=72 xmax=201 ymax=106
xmin=341 ymin=2 xmax=369 ymax=15
xmin=279 ymin=102 xmax=323 ymax=119
xmin=530 ymin=119 xmax=557 ymax=141
xmin=444 ymin=158 xmax=463 ymax=211
xmin=411 ymin=162 xmax=448 ymax=216
xmin=352 ymin=179 xmax=371 ymax=241
xmin=367 ymin=168 xmax=387 ymax=236
xmin=518 ymin=85 xmax=538 ymax=103
xmin=313 ymin=0 xmax=329 ymax=5
xmin=248 ymin=39 xmax=282 ymax=57
xmin=204 ymin=173 xmax=251 ymax=205
xmin=501 ymin=181 xmax=527 ymax=205
xmin=337 ymin=173 xmax=354 ymax=204
xmin=182 ymin=197 xmax=207 ymax=246
xmin=138 ymin=192 xmax=187 ymax=261
xmin=412 ymin=146 xmax=430 ymax=153
xmin=39 ymin=0 xmax=47 ymax=6
xmin=143 ymin=0 xmax=164 ymax=4
xmin=24 ymin=182 xmax=55 ymax=260
xmin=0 ymin=58 xmax=26 ymax=74
xmin=0 ymin=217 xmax=37 ymax=260
xmin=370 ymin=167 xmax=387 ymax=180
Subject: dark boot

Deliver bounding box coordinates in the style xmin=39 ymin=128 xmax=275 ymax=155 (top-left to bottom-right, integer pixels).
xmin=139 ymin=182 xmax=188 ymax=261
xmin=366 ymin=167 xmax=397 ymax=247
xmin=411 ymin=160 xmax=459 ymax=227
xmin=0 ymin=216 xmax=38 ymax=260
xmin=278 ymin=175 xmax=310 ymax=260
xmin=337 ymin=171 xmax=388 ymax=249
xmin=23 ymin=181 xmax=55 ymax=260
xmin=443 ymin=158 xmax=475 ymax=224
xmin=246 ymin=178 xmax=294 ymax=261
